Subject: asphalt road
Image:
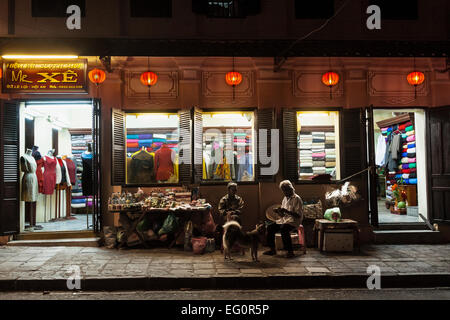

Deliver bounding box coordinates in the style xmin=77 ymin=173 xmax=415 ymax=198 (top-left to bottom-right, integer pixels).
xmin=1 ymin=288 xmax=450 ymax=300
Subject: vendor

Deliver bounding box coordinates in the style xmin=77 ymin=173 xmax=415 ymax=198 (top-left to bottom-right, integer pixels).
xmin=218 ymin=182 xmax=244 ymax=222
xmin=264 ymin=180 xmax=303 ymax=258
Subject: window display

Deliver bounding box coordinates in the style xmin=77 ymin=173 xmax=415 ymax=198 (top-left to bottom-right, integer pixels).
xmin=125 ymin=113 xmax=180 ymax=184
xmin=202 ymin=112 xmax=255 ymax=182
xmin=297 ymin=111 xmax=340 ymax=181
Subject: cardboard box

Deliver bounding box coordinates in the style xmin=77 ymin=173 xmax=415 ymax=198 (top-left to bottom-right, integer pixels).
xmin=319 ymin=230 xmax=354 ymax=252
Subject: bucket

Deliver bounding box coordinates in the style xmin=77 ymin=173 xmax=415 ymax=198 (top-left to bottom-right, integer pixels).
xmin=191 ymin=237 xmax=207 ymax=254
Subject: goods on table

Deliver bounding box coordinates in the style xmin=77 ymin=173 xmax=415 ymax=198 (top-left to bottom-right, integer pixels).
xmin=324 ymin=207 xmax=342 ymax=222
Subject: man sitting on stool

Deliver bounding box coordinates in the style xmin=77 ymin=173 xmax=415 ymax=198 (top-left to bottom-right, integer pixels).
xmin=264 ymin=180 xmax=303 ymax=258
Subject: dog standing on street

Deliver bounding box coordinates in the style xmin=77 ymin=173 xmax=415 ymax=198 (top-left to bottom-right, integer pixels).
xmin=222 ymin=220 xmax=265 ymax=262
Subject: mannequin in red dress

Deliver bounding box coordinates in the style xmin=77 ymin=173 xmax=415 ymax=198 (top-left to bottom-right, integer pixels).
xmin=155 ymin=144 xmax=175 ymax=182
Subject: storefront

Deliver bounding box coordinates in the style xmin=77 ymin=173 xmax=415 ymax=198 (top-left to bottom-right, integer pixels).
xmin=1 ymin=55 xmax=450 ymax=245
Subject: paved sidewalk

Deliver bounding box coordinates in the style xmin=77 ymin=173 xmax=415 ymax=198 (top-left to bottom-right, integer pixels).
xmin=1 ymin=244 xmax=450 ymax=290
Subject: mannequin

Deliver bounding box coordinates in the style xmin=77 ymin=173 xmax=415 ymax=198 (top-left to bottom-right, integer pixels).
xmin=43 ymin=149 xmax=57 ymax=222
xmin=20 ymin=148 xmax=38 ymax=229
xmin=155 ymin=143 xmax=175 ymax=182
xmin=81 ymin=143 xmax=93 ymax=196
xmin=129 ymin=146 xmax=154 ymax=183
xmin=32 ymin=146 xmax=45 ymax=194
xmin=56 ymin=155 xmax=72 ymax=219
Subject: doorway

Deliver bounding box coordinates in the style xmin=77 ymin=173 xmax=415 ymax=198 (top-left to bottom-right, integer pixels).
xmin=371 ymin=108 xmax=428 ymax=224
xmin=18 ymin=100 xmax=101 ymax=234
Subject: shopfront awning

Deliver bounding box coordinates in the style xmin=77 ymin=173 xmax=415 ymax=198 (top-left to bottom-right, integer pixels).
xmin=0 ymin=37 xmax=448 ymax=58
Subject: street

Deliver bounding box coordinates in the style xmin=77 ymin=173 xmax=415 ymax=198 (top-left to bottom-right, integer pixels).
xmin=1 ymin=288 xmax=450 ymax=300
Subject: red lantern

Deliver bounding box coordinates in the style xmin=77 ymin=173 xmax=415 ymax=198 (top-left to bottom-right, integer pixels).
xmin=0 ymin=67 xmax=2 ymax=79
xmin=140 ymin=71 xmax=158 ymax=87
xmin=407 ymin=71 xmax=425 ymax=86
xmin=225 ymin=71 xmax=242 ymax=86
xmin=88 ymin=68 xmax=106 ymax=85
xmin=322 ymin=72 xmax=339 ymax=87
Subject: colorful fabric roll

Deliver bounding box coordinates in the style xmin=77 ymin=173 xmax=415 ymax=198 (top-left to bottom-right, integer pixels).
xmin=402 ymin=174 xmax=410 ymax=179
xmin=395 ymin=174 xmax=402 ymax=179
xmin=326 ymin=161 xmax=336 ymax=167
xmin=405 ymin=125 xmax=414 ymax=132
xmin=409 ymin=178 xmax=417 ymax=184
xmin=139 ymin=142 xmax=153 ymax=148
xmin=71 ymin=199 xmax=86 ymax=204
xmin=407 ymin=143 xmax=416 ymax=148
xmin=127 ymin=134 xmax=139 ymax=140
xmin=402 ymin=152 xmax=408 ymax=157
xmin=138 ymin=134 xmax=153 ymax=140
xmin=127 ymin=147 xmax=139 ymax=153
xmin=408 ymin=158 xmax=416 ymax=163
xmin=409 ymin=163 xmax=416 ymax=169
xmin=407 ymin=153 xmax=416 ymax=158
xmin=409 ymin=173 xmax=417 ymax=179
xmin=153 ymin=134 xmax=167 ymax=139
xmin=407 ymin=135 xmax=415 ymax=142
xmin=139 ymin=139 xmax=153 ymax=144
xmin=127 ymin=142 xmax=138 ymax=148
xmin=127 ymin=139 xmax=139 ymax=143
xmin=312 ymin=152 xmax=326 ymax=157
xmin=401 ymin=157 xmax=410 ymax=164
xmin=300 ymin=162 xmax=313 ymax=168
xmin=313 ymin=161 xmax=325 ymax=167
xmin=399 ymin=123 xmax=406 ymax=131
xmin=402 ymin=169 xmax=411 ymax=174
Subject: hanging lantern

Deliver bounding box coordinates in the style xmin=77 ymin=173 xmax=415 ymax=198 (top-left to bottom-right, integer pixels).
xmin=0 ymin=67 xmax=2 ymax=79
xmin=322 ymin=72 xmax=339 ymax=99
xmin=88 ymin=68 xmax=106 ymax=85
xmin=322 ymin=71 xmax=339 ymax=87
xmin=225 ymin=71 xmax=242 ymax=86
xmin=140 ymin=71 xmax=158 ymax=87
xmin=407 ymin=71 xmax=425 ymax=86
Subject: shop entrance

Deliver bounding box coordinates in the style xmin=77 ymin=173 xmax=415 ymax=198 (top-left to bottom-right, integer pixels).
xmin=0 ymin=99 xmax=102 ymax=237
xmin=370 ymin=108 xmax=428 ymax=225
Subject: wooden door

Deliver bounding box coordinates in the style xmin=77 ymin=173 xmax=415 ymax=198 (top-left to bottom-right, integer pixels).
xmin=427 ymin=106 xmax=450 ymax=223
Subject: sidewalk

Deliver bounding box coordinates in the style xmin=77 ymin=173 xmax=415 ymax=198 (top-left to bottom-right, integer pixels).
xmin=1 ymin=244 xmax=450 ymax=291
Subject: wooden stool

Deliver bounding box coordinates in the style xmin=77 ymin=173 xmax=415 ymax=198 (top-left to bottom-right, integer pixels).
xmin=313 ymin=219 xmax=360 ymax=253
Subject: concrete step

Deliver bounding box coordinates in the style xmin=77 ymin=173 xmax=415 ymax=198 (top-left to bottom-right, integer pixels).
xmin=377 ymin=223 xmax=430 ymax=231
xmin=15 ymin=231 xmax=96 ymax=241
xmin=373 ymin=230 xmax=442 ymax=244
xmin=7 ymin=237 xmax=101 ymax=247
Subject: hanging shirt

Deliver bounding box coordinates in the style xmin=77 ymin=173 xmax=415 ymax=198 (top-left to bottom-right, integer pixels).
xmin=375 ymin=134 xmax=386 ymax=166
xmin=130 ymin=149 xmax=154 ymax=183
xmin=155 ymin=145 xmax=175 ymax=181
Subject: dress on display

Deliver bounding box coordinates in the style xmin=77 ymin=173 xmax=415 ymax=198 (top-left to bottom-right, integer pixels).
xmin=155 ymin=144 xmax=175 ymax=181
xmin=81 ymin=152 xmax=93 ymax=196
xmin=35 ymin=158 xmax=44 ymax=194
xmin=65 ymin=158 xmax=77 ymax=185
xmin=42 ymin=156 xmax=57 ymax=195
xmin=20 ymin=154 xmax=38 ymax=202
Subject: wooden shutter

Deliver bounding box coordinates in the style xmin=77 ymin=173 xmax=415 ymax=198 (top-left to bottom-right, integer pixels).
xmin=111 ymin=109 xmax=125 ymax=186
xmin=192 ymin=108 xmax=203 ymax=184
xmin=282 ymin=109 xmax=298 ymax=182
xmin=0 ymin=100 xmax=20 ymax=236
xmin=256 ymin=108 xmax=276 ymax=182
xmin=92 ymin=99 xmax=102 ymax=232
xmin=340 ymin=108 xmax=366 ymax=180
xmin=427 ymin=106 xmax=450 ymax=223
xmin=178 ymin=109 xmax=192 ymax=185
xmin=365 ymin=106 xmax=378 ymax=227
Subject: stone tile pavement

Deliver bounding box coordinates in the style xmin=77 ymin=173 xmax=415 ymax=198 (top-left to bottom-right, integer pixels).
xmin=0 ymin=244 xmax=450 ymax=290
xmin=0 ymin=244 xmax=449 ymax=280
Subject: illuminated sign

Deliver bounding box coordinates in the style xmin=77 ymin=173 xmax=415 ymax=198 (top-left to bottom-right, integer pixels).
xmin=2 ymin=59 xmax=88 ymax=94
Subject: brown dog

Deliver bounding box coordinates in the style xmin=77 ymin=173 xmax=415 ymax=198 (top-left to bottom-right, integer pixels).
xmin=222 ymin=220 xmax=265 ymax=262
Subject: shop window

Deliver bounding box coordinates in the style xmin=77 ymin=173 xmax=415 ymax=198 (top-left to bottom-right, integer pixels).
xmin=192 ymin=0 xmax=260 ymax=18
xmin=125 ymin=113 xmax=180 ymax=185
xmin=130 ymin=0 xmax=172 ymax=17
xmin=31 ymin=0 xmax=86 ymax=17
xmin=369 ymin=0 xmax=418 ymax=20
xmin=202 ymin=111 xmax=255 ymax=182
xmin=295 ymin=0 xmax=334 ymax=19
xmin=297 ymin=111 xmax=340 ymax=181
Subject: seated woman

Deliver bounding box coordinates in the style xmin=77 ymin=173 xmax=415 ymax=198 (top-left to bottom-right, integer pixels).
xmin=218 ymin=182 xmax=244 ymax=223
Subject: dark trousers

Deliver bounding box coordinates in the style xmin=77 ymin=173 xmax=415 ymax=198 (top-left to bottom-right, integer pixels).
xmin=266 ymin=223 xmax=295 ymax=252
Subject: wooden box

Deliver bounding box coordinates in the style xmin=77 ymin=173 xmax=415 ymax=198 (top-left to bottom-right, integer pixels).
xmin=319 ymin=229 xmax=354 ymax=252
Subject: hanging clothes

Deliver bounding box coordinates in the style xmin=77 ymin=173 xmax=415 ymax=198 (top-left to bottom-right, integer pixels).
xmin=129 ymin=149 xmax=154 ymax=183
xmin=35 ymin=158 xmax=45 ymax=194
xmin=65 ymin=158 xmax=77 ymax=186
xmin=375 ymin=134 xmax=386 ymax=166
xmin=214 ymin=157 xmax=231 ymax=180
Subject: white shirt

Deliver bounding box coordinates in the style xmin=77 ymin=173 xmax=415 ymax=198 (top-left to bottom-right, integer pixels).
xmin=276 ymin=193 xmax=303 ymax=227
xmin=375 ymin=135 xmax=386 ymax=166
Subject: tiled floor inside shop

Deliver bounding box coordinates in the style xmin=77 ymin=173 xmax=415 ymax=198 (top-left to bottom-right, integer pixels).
xmin=377 ymin=200 xmax=422 ymax=223
xmin=25 ymin=214 xmax=93 ymax=232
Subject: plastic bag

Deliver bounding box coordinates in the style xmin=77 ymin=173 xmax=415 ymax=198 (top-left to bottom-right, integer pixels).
xmin=158 ymin=213 xmax=180 ymax=236
xmin=324 ymin=207 xmax=342 ymax=222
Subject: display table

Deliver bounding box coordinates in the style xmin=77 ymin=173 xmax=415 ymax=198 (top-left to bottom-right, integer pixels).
xmin=313 ymin=219 xmax=360 ymax=252
xmin=109 ymin=205 xmax=212 ymax=249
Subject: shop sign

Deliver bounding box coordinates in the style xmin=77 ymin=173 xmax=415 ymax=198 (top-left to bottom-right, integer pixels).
xmin=2 ymin=59 xmax=88 ymax=93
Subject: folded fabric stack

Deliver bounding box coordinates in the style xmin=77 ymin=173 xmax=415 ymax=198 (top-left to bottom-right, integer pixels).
xmin=233 ymin=132 xmax=251 ymax=148
xmin=298 ymin=133 xmax=312 ymax=150
xmin=398 ymin=121 xmax=416 ymax=185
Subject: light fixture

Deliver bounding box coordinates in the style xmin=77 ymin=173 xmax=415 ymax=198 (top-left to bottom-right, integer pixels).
xmin=2 ymin=55 xmax=78 ymax=59
xmin=140 ymin=57 xmax=158 ymax=99
xmin=24 ymin=114 xmax=34 ymax=121
xmin=322 ymin=72 xmax=339 ymax=99
xmin=407 ymin=57 xmax=425 ymax=99
xmin=88 ymin=68 xmax=106 ymax=85
xmin=225 ymin=56 xmax=242 ymax=101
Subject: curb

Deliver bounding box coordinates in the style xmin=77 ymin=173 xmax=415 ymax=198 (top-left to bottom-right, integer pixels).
xmin=1 ymin=274 xmax=450 ymax=291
